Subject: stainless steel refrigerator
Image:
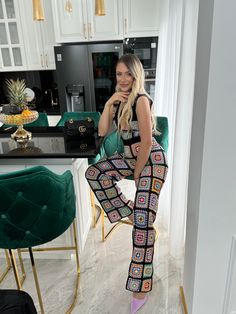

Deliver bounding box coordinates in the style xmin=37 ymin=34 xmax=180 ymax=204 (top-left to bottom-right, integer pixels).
xmin=54 ymin=42 xmax=123 ymax=114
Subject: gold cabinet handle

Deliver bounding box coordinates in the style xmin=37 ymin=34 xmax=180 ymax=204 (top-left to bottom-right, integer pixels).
xmin=45 ymin=54 xmax=48 ymax=67
xmin=83 ymin=24 xmax=87 ymax=39
xmin=88 ymin=23 xmax=92 ymax=39
xmin=40 ymin=54 xmax=44 ymax=67
xmin=124 ymin=18 xmax=127 ymax=34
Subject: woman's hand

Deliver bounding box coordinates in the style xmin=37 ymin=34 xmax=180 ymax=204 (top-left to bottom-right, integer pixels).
xmin=98 ymin=92 xmax=130 ymax=137
xmin=106 ymin=92 xmax=130 ymax=107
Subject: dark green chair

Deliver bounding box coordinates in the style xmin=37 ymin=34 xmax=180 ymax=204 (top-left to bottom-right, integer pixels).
xmin=154 ymin=116 xmax=169 ymax=153
xmin=100 ymin=116 xmax=169 ymax=241
xmin=103 ymin=116 xmax=169 ymax=157
xmin=0 ymin=166 xmax=80 ymax=314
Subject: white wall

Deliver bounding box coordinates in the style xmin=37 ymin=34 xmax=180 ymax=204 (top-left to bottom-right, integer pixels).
xmin=184 ymin=0 xmax=236 ymax=313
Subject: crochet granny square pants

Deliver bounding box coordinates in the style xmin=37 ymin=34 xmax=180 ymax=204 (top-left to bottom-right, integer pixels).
xmin=85 ymin=137 xmax=168 ymax=293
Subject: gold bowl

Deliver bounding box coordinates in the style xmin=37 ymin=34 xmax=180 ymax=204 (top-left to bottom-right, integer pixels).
xmin=0 ymin=111 xmax=39 ymax=146
xmin=0 ymin=110 xmax=39 ymax=126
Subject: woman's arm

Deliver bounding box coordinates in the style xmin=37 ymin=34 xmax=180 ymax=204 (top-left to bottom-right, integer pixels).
xmin=98 ymin=92 xmax=130 ymax=137
xmin=134 ymin=96 xmax=153 ymax=183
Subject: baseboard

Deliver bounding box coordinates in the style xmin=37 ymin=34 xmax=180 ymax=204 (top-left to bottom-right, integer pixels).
xmin=180 ymin=286 xmax=188 ymax=314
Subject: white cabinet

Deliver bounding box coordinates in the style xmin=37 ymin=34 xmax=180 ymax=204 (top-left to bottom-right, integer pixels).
xmin=52 ymin=0 xmax=123 ymax=43
xmin=123 ymin=0 xmax=161 ymax=37
xmin=0 ymin=0 xmax=27 ymax=71
xmin=19 ymin=0 xmax=56 ymax=70
xmin=52 ymin=0 xmax=161 ymax=43
xmin=86 ymin=0 xmax=123 ymax=41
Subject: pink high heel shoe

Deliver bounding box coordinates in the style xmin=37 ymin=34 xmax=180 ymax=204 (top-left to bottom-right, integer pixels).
xmin=131 ymin=295 xmax=148 ymax=314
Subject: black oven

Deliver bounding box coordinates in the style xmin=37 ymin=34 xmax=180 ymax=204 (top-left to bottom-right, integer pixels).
xmin=123 ymin=37 xmax=158 ymax=70
xmin=123 ymin=37 xmax=158 ymax=99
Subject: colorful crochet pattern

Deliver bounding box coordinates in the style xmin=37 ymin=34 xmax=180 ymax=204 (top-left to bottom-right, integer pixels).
xmin=85 ymin=137 xmax=168 ymax=292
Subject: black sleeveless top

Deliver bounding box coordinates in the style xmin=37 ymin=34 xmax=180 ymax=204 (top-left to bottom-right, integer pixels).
xmin=113 ymin=94 xmax=153 ymax=142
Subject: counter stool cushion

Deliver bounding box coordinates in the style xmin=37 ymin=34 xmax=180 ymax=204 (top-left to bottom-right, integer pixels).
xmin=154 ymin=116 xmax=169 ymax=153
xmin=0 ymin=166 xmax=76 ymax=249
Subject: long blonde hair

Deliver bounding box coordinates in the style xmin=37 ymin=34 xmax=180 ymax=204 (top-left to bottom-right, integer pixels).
xmin=116 ymin=54 xmax=155 ymax=131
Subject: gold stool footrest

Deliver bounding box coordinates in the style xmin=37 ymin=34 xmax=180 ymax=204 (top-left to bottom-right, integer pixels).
xmin=0 ymin=249 xmax=26 ymax=286
xmin=101 ymin=210 xmax=158 ymax=242
xmin=90 ymin=188 xmax=102 ymax=228
xmin=0 ymin=250 xmax=11 ymax=283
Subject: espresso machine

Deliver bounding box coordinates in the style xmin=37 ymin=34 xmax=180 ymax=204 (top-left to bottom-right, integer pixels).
xmin=65 ymin=84 xmax=85 ymax=112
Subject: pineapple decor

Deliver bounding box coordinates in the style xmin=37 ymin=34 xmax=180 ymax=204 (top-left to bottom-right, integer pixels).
xmin=3 ymin=78 xmax=27 ymax=114
xmin=0 ymin=79 xmax=38 ymax=138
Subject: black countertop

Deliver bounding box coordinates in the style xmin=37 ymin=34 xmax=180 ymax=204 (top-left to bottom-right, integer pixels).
xmin=0 ymin=126 xmax=103 ymax=158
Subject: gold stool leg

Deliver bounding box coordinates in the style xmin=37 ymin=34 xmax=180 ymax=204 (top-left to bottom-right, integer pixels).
xmin=72 ymin=219 xmax=80 ymax=274
xmin=90 ymin=188 xmax=97 ymax=228
xmin=0 ymin=250 xmax=11 ymax=283
xmin=90 ymin=188 xmax=102 ymax=228
xmin=101 ymin=209 xmax=105 ymax=242
xmin=17 ymin=249 xmax=26 ymax=286
xmin=101 ymin=213 xmax=131 ymax=242
xmin=28 ymin=247 xmax=44 ymax=314
xmin=8 ymin=249 xmax=21 ymax=290
xmin=180 ymin=286 xmax=188 ymax=314
xmin=102 ymin=213 xmax=159 ymax=242
xmin=65 ymin=219 xmax=80 ymax=314
xmin=154 ymin=226 xmax=158 ymax=240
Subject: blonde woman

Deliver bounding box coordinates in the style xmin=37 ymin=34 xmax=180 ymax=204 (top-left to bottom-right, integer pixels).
xmin=85 ymin=54 xmax=168 ymax=314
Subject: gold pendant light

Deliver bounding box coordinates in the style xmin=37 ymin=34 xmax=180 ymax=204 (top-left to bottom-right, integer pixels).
xmin=65 ymin=0 xmax=73 ymax=13
xmin=95 ymin=0 xmax=105 ymax=16
xmin=32 ymin=0 xmax=45 ymax=21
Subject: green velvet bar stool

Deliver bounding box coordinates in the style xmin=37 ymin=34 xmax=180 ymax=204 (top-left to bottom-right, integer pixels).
xmin=0 ymin=112 xmax=49 ymax=285
xmin=100 ymin=116 xmax=169 ymax=241
xmin=0 ymin=166 xmax=80 ymax=314
xmin=57 ymin=111 xmax=105 ymax=227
